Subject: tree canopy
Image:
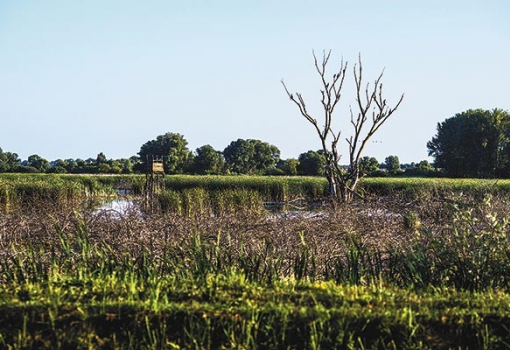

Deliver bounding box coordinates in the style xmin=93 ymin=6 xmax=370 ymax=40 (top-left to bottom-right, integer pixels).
xmin=297 ymin=150 xmax=326 ymax=176
xmin=384 ymin=156 xmax=401 ymax=176
xmin=427 ymin=109 xmax=510 ymax=177
xmin=0 ymin=148 xmax=20 ymax=172
xmin=277 ymin=158 xmax=300 ymax=176
xmin=25 ymin=154 xmax=50 ymax=173
xmin=138 ymin=132 xmax=193 ymax=174
xmin=223 ymin=139 xmax=280 ymax=175
xmin=191 ymin=145 xmax=225 ymax=175
xmin=359 ymin=156 xmax=379 ymax=176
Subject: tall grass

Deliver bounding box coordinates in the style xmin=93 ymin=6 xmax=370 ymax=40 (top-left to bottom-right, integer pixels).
xmin=5 ymin=174 xmax=510 ymax=212
xmin=157 ymin=188 xmax=264 ymax=216
xmin=361 ymin=177 xmax=510 ymax=200
xmin=0 ymin=174 xmax=119 ymax=211
xmin=0 ymin=174 xmax=329 ymax=211
xmin=162 ymin=175 xmax=329 ymax=202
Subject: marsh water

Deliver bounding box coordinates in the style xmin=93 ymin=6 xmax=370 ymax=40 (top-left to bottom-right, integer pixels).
xmin=93 ymin=187 xmax=401 ymax=221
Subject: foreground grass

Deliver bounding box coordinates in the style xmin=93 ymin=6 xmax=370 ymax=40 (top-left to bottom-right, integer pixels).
xmin=1 ymin=195 xmax=510 ymax=349
xmin=2 ymin=269 xmax=510 ymax=349
xmin=3 ymin=176 xmax=510 ymax=348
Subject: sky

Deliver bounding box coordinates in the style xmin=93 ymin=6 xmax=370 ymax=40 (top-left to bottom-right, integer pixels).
xmin=0 ymin=1 xmax=509 ymax=164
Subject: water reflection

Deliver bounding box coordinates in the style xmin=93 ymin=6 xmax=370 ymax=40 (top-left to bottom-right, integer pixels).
xmin=94 ymin=199 xmax=139 ymax=218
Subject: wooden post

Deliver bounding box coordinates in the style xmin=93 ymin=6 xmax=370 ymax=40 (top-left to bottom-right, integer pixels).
xmin=145 ymin=155 xmax=165 ymax=212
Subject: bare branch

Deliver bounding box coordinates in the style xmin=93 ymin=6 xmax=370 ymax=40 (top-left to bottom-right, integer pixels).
xmin=281 ymin=79 xmax=323 ymax=138
xmin=282 ymin=51 xmax=404 ymax=202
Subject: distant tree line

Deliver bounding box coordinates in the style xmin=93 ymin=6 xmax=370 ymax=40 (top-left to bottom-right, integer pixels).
xmin=0 ymin=132 xmax=431 ymax=177
xmin=2 ymin=108 xmax=508 ymax=178
xmin=0 ymin=149 xmax=139 ymax=175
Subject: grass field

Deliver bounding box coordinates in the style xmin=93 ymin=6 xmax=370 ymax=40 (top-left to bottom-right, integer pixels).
xmin=2 ymin=174 xmax=510 ymax=348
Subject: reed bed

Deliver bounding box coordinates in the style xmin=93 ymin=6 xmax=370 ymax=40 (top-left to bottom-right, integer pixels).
xmin=361 ymin=177 xmax=510 ymax=199
xmin=163 ymin=176 xmax=510 ymax=203
xmin=158 ymin=188 xmax=264 ymax=216
xmin=162 ymin=175 xmax=329 ymax=203
xmin=4 ymin=173 xmax=510 ymax=210
xmin=0 ymin=174 xmax=329 ymax=211
xmin=0 ymin=174 xmax=119 ymax=211
xmin=1 ymin=191 xmax=510 ymax=348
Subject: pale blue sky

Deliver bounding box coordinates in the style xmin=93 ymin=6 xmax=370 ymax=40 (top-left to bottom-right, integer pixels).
xmin=0 ymin=1 xmax=508 ymax=163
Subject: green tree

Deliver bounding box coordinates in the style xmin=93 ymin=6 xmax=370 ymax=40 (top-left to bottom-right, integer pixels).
xmin=191 ymin=145 xmax=225 ymax=175
xmin=48 ymin=159 xmax=68 ymax=174
xmin=96 ymin=152 xmax=107 ymax=165
xmin=53 ymin=159 xmax=68 ymax=168
xmin=0 ymin=148 xmax=20 ymax=172
xmin=47 ymin=165 xmax=67 ymax=174
xmin=384 ymin=155 xmax=401 ymax=176
xmin=278 ymin=158 xmax=300 ymax=176
xmin=26 ymin=154 xmax=50 ymax=173
xmin=97 ymin=163 xmax=112 ymax=174
xmin=427 ymin=109 xmax=510 ymax=177
xmin=417 ymin=160 xmax=433 ymax=171
xmin=138 ymin=132 xmax=193 ymax=174
xmin=359 ymin=156 xmax=379 ymax=176
xmin=16 ymin=165 xmax=39 ymax=173
xmin=120 ymin=158 xmax=134 ymax=174
xmin=297 ymin=150 xmax=326 ymax=176
xmin=223 ymin=139 xmax=280 ymax=174
xmin=109 ymin=160 xmax=123 ymax=174
xmin=64 ymin=159 xmax=77 ymax=173
xmin=402 ymin=160 xmax=437 ymax=177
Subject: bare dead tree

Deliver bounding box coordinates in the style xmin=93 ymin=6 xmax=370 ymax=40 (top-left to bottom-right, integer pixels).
xmin=282 ymin=50 xmax=404 ymax=202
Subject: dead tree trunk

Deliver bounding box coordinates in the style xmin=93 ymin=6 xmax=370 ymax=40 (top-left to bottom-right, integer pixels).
xmin=282 ymin=50 xmax=404 ymax=202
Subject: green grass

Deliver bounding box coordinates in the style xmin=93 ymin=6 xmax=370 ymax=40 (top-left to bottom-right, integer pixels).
xmin=0 ymin=174 xmax=329 ymax=210
xmin=360 ymin=177 xmax=510 ymax=199
xmin=4 ymin=174 xmax=510 ymax=210
xmin=158 ymin=187 xmax=264 ymax=216
xmin=2 ymin=271 xmax=510 ymax=349
xmin=162 ymin=175 xmax=329 ymax=202
xmin=0 ymin=174 xmax=144 ymax=211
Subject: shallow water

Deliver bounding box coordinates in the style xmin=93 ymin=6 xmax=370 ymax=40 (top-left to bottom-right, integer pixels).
xmin=95 ymin=199 xmax=139 ymax=217
xmin=267 ymin=210 xmax=328 ymax=220
xmin=92 ymin=198 xmax=399 ymax=221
